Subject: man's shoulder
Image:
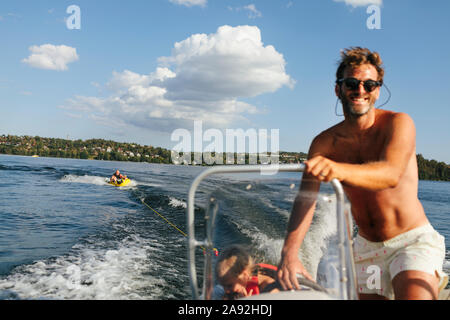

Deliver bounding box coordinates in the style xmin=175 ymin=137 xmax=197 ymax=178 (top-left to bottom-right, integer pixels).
xmin=312 ymin=122 xmax=344 ymax=144
xmin=376 ymin=109 xmax=415 ymax=129
xmin=377 ymin=109 xmax=413 ymax=120
xmin=309 ymin=123 xmax=343 ymax=156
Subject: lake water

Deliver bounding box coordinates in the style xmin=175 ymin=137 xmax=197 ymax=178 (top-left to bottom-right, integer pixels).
xmin=0 ymin=155 xmax=448 ymax=299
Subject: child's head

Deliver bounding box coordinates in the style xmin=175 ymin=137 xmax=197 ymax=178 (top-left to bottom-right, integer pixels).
xmin=215 ymin=245 xmax=254 ymax=296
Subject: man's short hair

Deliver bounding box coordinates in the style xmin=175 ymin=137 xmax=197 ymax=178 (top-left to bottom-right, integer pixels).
xmin=336 ymin=47 xmax=385 ymax=83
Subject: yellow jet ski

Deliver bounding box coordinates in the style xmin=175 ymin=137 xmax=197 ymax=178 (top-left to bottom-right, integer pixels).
xmin=108 ymin=178 xmax=131 ymax=187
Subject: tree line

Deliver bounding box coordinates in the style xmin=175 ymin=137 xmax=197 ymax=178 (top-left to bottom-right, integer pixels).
xmin=0 ymin=134 xmax=449 ymax=181
xmin=0 ymin=135 xmax=171 ymax=164
xmin=416 ymin=154 xmax=450 ymax=181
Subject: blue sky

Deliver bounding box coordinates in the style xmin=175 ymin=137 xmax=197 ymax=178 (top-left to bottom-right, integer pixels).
xmin=1 ymin=0 xmax=449 ymax=162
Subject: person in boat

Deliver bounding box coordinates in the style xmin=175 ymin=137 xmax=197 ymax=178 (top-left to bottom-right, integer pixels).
xmin=278 ymin=47 xmax=448 ymax=300
xmin=110 ymin=170 xmax=127 ymax=184
xmin=215 ymin=245 xmax=279 ymax=300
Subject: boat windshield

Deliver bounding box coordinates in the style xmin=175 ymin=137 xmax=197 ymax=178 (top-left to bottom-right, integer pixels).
xmin=187 ymin=165 xmax=358 ymax=300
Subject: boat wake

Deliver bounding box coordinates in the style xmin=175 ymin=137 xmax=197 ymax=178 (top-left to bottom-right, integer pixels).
xmin=60 ymin=174 xmax=137 ymax=187
xmin=60 ymin=174 xmax=109 ymax=186
xmin=0 ymin=232 xmax=181 ymax=300
xmin=168 ymin=197 xmax=187 ymax=209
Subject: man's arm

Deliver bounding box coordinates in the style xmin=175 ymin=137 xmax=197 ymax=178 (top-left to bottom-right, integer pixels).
xmin=278 ymin=175 xmax=320 ymax=290
xmin=277 ymin=136 xmax=328 ymax=290
xmin=305 ymin=113 xmax=416 ymax=191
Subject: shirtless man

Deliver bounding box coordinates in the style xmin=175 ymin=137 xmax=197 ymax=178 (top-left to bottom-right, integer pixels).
xmin=278 ymin=47 xmax=447 ymax=300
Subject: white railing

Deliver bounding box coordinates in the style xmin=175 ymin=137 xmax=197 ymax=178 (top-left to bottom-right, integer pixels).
xmin=187 ymin=164 xmax=357 ymax=300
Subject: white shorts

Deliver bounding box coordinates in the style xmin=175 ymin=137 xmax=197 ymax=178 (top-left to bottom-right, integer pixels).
xmin=353 ymin=223 xmax=448 ymax=299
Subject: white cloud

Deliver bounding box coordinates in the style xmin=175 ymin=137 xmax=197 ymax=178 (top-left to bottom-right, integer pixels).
xmin=243 ymin=4 xmax=262 ymax=19
xmin=65 ymin=112 xmax=83 ymax=119
xmin=22 ymin=44 xmax=79 ymax=71
xmin=0 ymin=12 xmax=22 ymax=21
xmin=159 ymin=25 xmax=294 ymax=100
xmin=169 ymin=0 xmax=207 ymax=7
xmin=228 ymin=4 xmax=263 ymax=19
xmin=333 ymin=0 xmax=382 ymax=7
xmin=106 ymin=68 xmax=176 ymax=92
xmin=61 ymin=25 xmax=294 ymax=133
xmin=7 ymin=13 xmax=21 ymax=19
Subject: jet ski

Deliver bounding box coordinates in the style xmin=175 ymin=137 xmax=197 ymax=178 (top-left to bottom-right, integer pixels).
xmin=107 ymin=177 xmax=131 ymax=187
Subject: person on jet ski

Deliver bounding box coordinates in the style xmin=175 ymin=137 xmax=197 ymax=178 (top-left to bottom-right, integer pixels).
xmin=110 ymin=170 xmax=127 ymax=183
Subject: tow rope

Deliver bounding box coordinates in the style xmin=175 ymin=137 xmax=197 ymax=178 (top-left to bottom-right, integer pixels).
xmin=140 ymin=198 xmax=219 ymax=256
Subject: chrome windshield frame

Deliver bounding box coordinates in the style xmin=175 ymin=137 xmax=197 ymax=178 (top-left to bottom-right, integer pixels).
xmin=187 ymin=164 xmax=357 ymax=300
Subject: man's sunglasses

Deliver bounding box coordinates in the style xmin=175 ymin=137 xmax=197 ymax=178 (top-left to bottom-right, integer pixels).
xmin=337 ymin=78 xmax=382 ymax=92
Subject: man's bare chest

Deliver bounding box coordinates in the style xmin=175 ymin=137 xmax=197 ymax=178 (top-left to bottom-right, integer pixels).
xmin=327 ymin=131 xmax=387 ymax=164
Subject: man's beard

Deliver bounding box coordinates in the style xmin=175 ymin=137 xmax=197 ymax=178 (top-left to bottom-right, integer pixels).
xmin=340 ymin=95 xmax=375 ymax=117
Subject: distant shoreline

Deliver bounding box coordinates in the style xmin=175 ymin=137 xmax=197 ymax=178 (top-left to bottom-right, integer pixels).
xmin=2 ymin=152 xmax=449 ymax=184
xmin=1 ymin=134 xmax=449 ymax=181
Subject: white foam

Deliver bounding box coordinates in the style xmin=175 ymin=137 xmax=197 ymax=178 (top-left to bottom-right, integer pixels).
xmin=169 ymin=197 xmax=187 ymax=209
xmin=251 ymin=193 xmax=339 ymax=280
xmin=246 ymin=230 xmax=284 ymax=266
xmin=0 ymin=235 xmax=170 ymax=300
xmin=60 ymin=174 xmax=110 ymax=186
xmin=224 ymin=192 xmax=341 ymax=281
xmin=289 ymin=194 xmax=339 ymax=280
xmin=60 ymin=175 xmax=138 ymax=188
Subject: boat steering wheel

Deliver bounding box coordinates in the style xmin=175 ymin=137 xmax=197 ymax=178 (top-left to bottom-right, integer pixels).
xmin=261 ymin=275 xmax=329 ymax=294
xmin=295 ymin=276 xmax=328 ymax=293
